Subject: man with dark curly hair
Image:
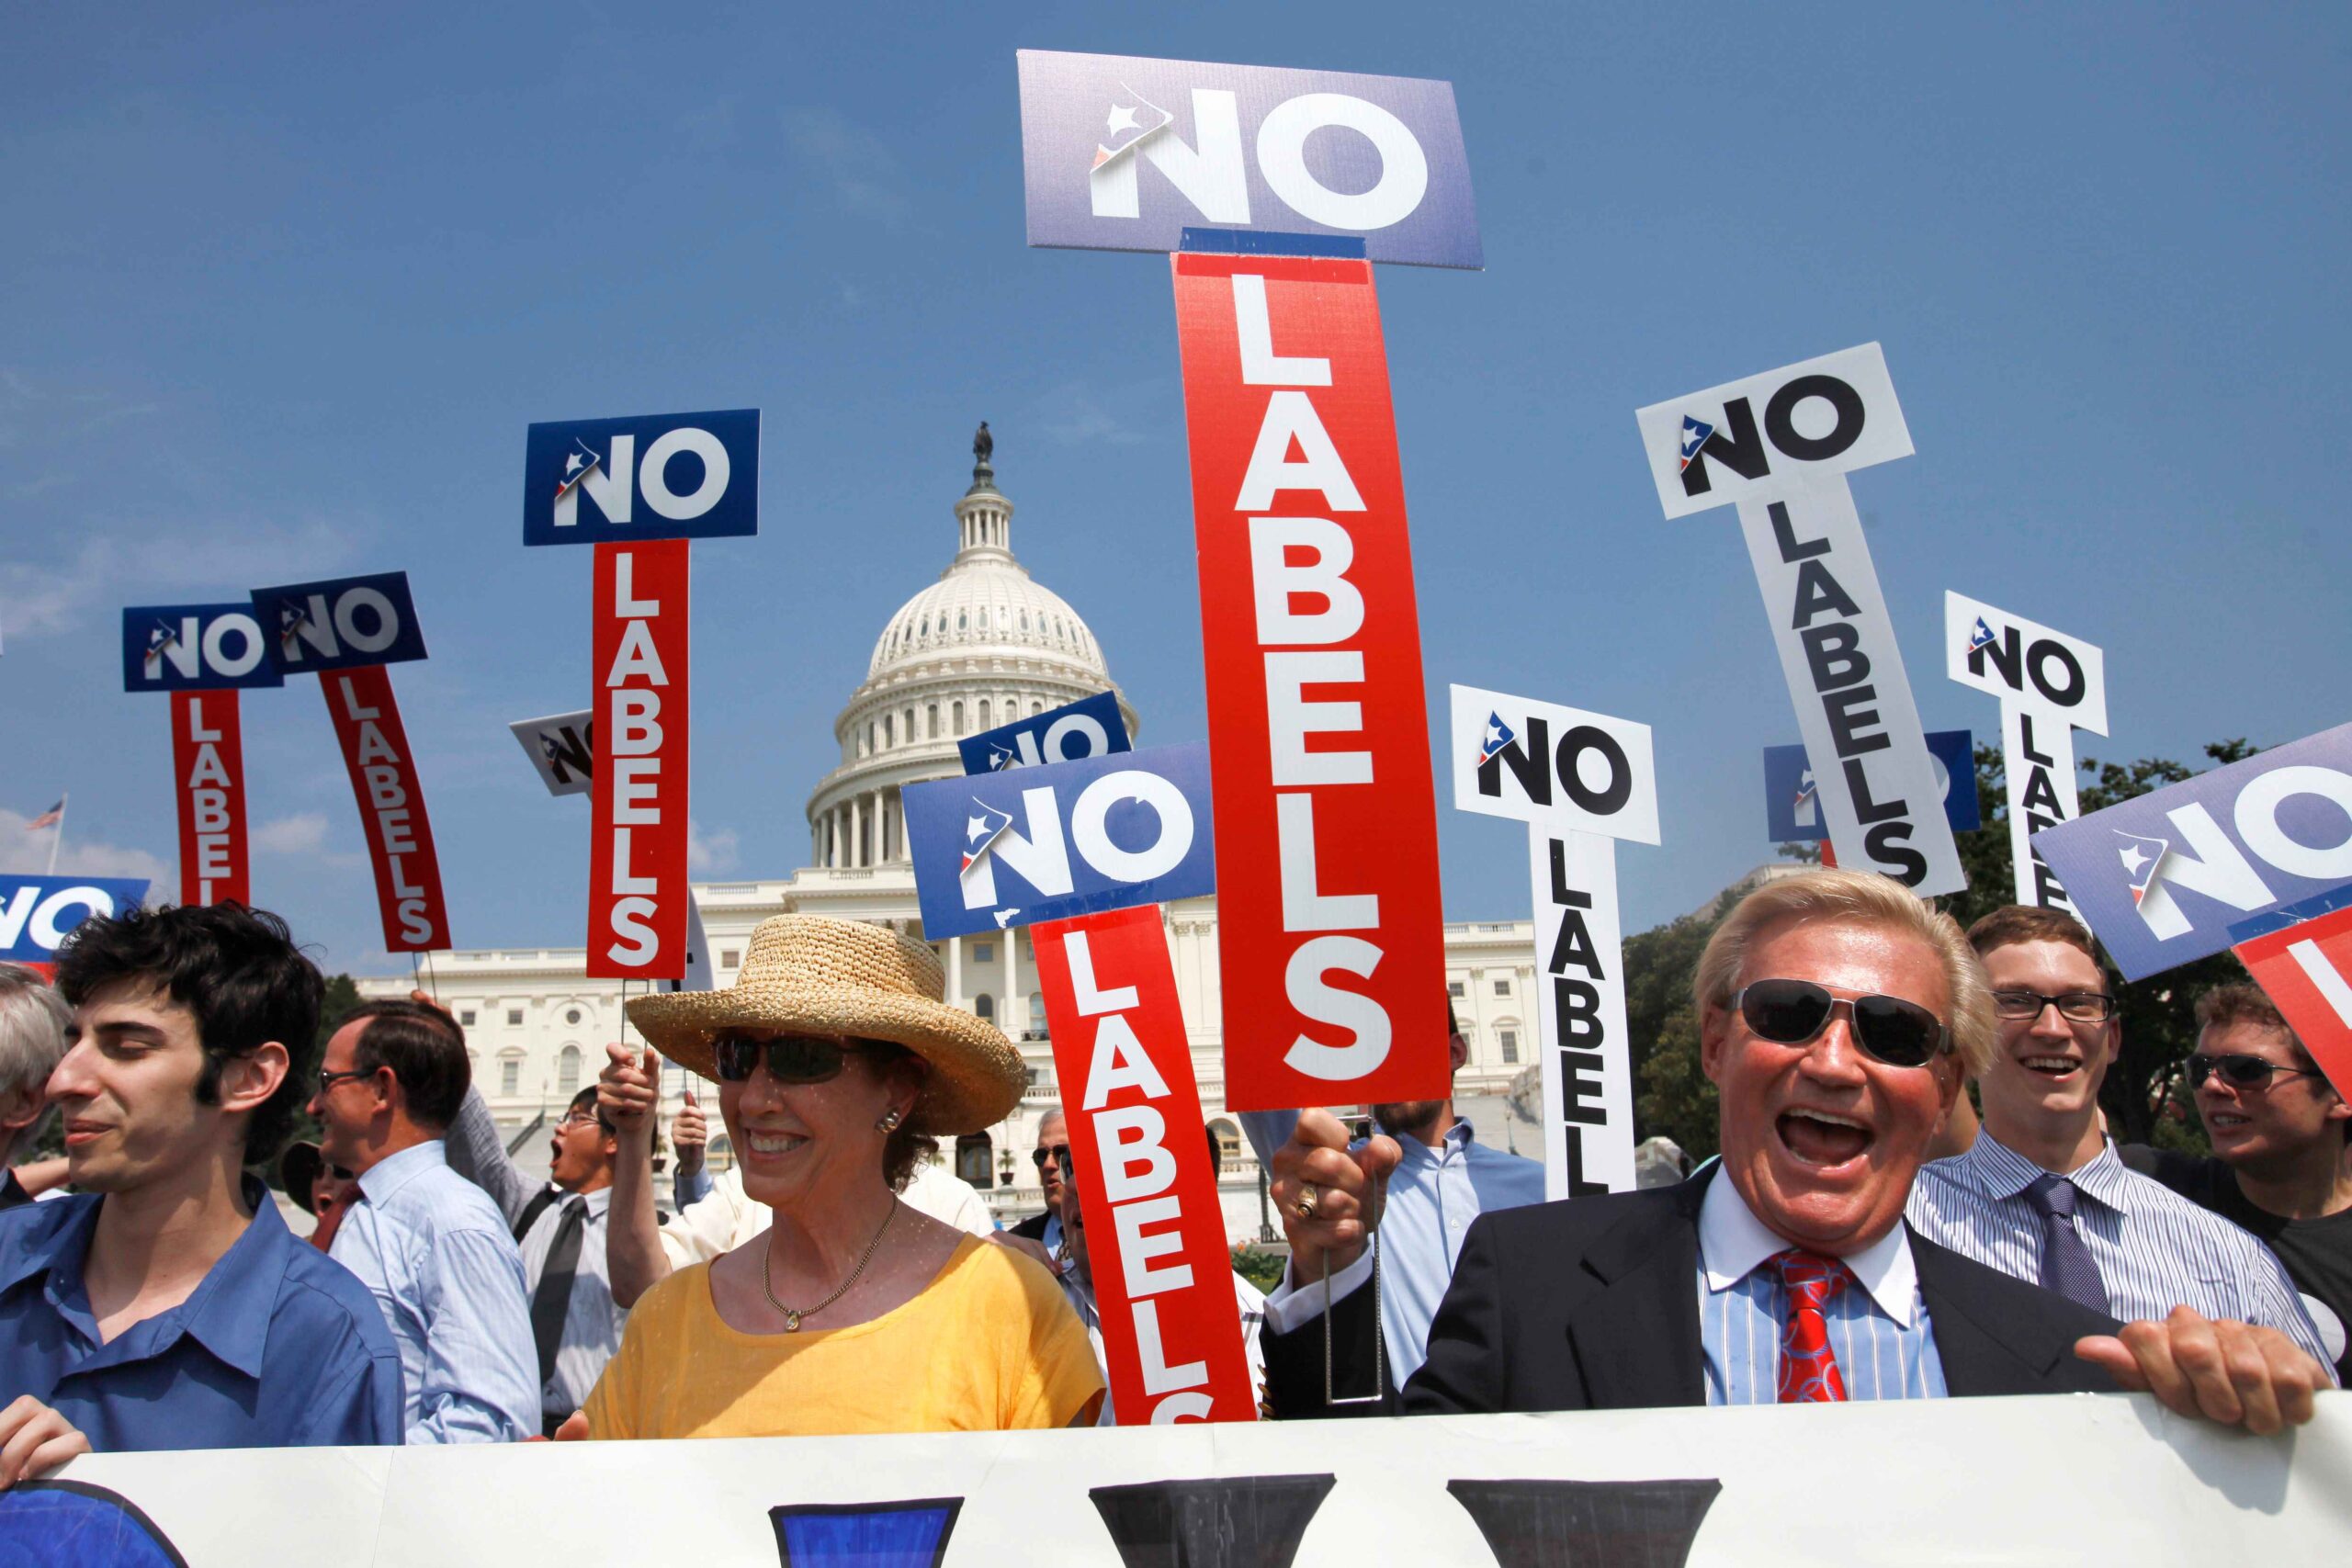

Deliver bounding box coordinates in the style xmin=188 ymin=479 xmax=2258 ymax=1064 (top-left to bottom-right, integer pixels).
xmin=0 ymin=903 xmax=402 ymax=1486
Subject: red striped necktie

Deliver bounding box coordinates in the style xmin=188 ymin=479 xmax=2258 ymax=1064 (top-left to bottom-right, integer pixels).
xmin=1771 ymin=1248 xmax=1855 ymax=1404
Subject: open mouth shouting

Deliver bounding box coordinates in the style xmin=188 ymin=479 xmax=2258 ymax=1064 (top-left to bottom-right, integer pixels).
xmin=1776 ymin=1107 xmax=1874 ymax=1168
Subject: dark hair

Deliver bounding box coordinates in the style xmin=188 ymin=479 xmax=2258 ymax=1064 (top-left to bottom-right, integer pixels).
xmin=53 ymin=902 xmax=324 ymax=1163
xmin=1965 ymin=905 xmax=2103 ymax=966
xmin=858 ymin=1040 xmax=939 ymax=1192
xmin=568 ymin=1083 xmax=616 ymax=1136
xmin=335 ymin=998 xmax=470 ymax=1133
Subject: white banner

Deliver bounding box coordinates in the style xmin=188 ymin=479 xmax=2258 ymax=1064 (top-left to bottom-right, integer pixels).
xmin=1946 ymin=591 xmax=2109 ymax=911
xmin=17 ymin=1394 xmax=2345 ymax=1565
xmin=509 ymin=708 xmax=594 ymax=797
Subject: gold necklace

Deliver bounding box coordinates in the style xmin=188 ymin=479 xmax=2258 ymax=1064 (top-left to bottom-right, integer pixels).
xmin=763 ymin=1198 xmax=899 ymax=1332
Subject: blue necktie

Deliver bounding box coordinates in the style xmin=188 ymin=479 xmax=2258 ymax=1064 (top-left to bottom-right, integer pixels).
xmin=2025 ymin=1174 xmax=2110 ymax=1315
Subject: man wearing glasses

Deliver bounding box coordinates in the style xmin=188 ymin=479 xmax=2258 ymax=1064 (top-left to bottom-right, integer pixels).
xmin=441 ymin=1077 xmax=631 ymax=1437
xmin=1006 ymin=1108 xmax=1070 ymax=1258
xmin=2122 ymin=985 xmax=2352 ymax=1382
xmin=1261 ymin=870 xmax=2329 ymax=1433
xmin=1908 ymin=908 xmax=2330 ymax=1371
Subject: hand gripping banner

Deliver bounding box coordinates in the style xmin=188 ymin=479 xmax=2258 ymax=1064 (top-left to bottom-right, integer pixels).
xmin=1031 ymin=905 xmax=1257 ymax=1424
xmin=589 ymin=539 xmax=692 ymax=979
xmin=171 ymin=691 xmax=250 ymax=908
xmin=321 ymin=665 xmax=449 ymax=951
xmin=1171 ymin=243 xmax=1448 ymax=1111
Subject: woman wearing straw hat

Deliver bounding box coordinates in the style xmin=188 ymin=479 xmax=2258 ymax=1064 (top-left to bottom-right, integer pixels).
xmin=572 ymin=915 xmax=1103 ymax=1437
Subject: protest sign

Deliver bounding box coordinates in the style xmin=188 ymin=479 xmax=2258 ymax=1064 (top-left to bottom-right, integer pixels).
xmin=904 ymin=744 xmax=1214 ymax=941
xmin=249 ymin=571 xmax=428 ymax=675
xmin=170 ymin=692 xmax=249 ymax=908
xmin=522 ymin=409 xmax=761 ymax=547
xmin=246 ymin=572 xmax=447 ymax=952
xmin=15 ymin=1394 xmax=2345 ymax=1566
xmin=1016 ymin=50 xmax=1480 ymax=269
xmin=2231 ymin=890 xmax=2352 ymax=1097
xmin=0 ymin=875 xmax=149 ymax=963
xmin=958 ymin=690 xmax=1133 ymax=775
xmin=119 ymin=603 xmax=282 ymax=694
xmin=1172 ymin=241 xmax=1448 ymax=1111
xmin=322 ymin=666 xmax=449 ymax=951
xmin=121 ymin=603 xmax=279 ymax=908
xmin=510 ymin=708 xmax=594 ymax=797
xmin=2033 ymin=721 xmax=2352 ymax=980
xmin=1635 ymin=345 xmax=1963 ymax=897
xmin=1450 ymin=685 xmax=1657 ymax=1198
xmin=589 ymin=541 xmax=690 ymax=979
xmin=1946 ymin=592 xmax=2109 ymax=911
xmin=1763 ymin=729 xmax=1978 ymax=844
xmin=1031 ymin=905 xmax=1256 ymax=1424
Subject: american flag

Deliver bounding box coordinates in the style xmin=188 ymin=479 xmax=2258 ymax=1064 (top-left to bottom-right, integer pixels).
xmin=26 ymin=798 xmax=63 ymax=830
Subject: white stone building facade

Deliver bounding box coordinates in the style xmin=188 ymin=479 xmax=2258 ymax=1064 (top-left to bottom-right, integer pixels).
xmin=360 ymin=448 xmax=1537 ymax=1242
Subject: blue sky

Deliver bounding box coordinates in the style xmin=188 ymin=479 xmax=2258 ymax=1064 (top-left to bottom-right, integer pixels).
xmin=3 ymin=3 xmax=2346 ymax=978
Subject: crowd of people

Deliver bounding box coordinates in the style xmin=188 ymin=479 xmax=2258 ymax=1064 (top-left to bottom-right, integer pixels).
xmin=0 ymin=872 xmax=2343 ymax=1487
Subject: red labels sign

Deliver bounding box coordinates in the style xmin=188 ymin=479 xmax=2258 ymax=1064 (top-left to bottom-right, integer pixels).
xmin=2235 ymin=905 xmax=2352 ymax=1098
xmin=589 ymin=540 xmax=691 ymax=979
xmin=1033 ymin=905 xmax=1255 ymax=1424
xmin=170 ymin=690 xmax=249 ymax=908
xmin=322 ymin=665 xmax=449 ymax=951
xmin=1170 ymin=251 xmax=1447 ymax=1111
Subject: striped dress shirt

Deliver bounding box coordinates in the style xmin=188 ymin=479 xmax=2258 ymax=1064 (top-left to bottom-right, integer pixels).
xmin=1907 ymin=1133 xmax=2335 ymax=1377
xmin=1696 ymin=1174 xmax=1948 ymax=1404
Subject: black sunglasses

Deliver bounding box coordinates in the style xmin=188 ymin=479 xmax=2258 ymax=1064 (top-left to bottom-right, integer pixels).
xmin=2187 ymin=1053 xmax=2323 ymax=1092
xmin=1054 ymin=1145 xmax=1078 ymax=1181
xmin=712 ymin=1033 xmax=865 ymax=1085
xmin=1032 ymin=1144 xmax=1072 ymax=1169
xmin=1732 ymin=978 xmax=1949 ymax=1068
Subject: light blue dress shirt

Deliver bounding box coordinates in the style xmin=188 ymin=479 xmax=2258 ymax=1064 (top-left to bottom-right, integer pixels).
xmin=330 ymin=1140 xmax=539 ymax=1443
xmin=1257 ymin=1114 xmax=1546 ymax=1385
xmin=1908 ymin=1131 xmax=2335 ymax=1376
xmin=1695 ymin=1172 xmax=1948 ymax=1404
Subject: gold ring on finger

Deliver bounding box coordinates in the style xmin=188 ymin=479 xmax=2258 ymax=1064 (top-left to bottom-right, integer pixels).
xmin=1296 ymin=1182 xmax=1319 ymax=1220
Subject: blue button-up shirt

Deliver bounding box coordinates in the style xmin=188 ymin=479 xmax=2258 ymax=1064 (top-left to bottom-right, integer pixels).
xmin=1697 ymin=1172 xmax=1948 ymax=1404
xmin=0 ymin=1179 xmax=402 ymax=1450
xmin=329 ymin=1140 xmax=539 ymax=1443
xmin=1257 ymin=1115 xmax=1546 ymax=1385
xmin=1909 ymin=1131 xmax=2335 ymax=1376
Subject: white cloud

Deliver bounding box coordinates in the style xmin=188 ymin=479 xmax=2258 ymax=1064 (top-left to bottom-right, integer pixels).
xmin=250 ymin=813 xmax=328 ymax=853
xmin=0 ymin=516 xmax=366 ymax=643
xmin=0 ymin=807 xmax=173 ymax=886
xmin=688 ymin=818 xmax=739 ymax=874
xmin=784 ymin=107 xmax=914 ymax=228
xmin=1030 ymin=379 xmax=1153 ymax=446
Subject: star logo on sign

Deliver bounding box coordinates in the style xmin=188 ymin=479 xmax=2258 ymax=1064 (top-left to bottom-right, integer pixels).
xmin=538 ymin=733 xmax=562 ymax=762
xmin=143 ymin=619 xmax=178 ymax=664
xmin=1678 ymin=414 xmax=1715 ymax=471
xmin=1106 ymin=104 xmax=1141 ymax=135
xmin=993 ymin=908 xmax=1021 ymax=929
xmin=987 ymin=742 xmax=1020 ymax=771
xmin=556 ymin=436 xmax=604 ymax=500
xmin=1474 ymin=711 xmax=1516 ymax=768
xmin=277 ymin=600 xmax=310 ymax=645
xmin=961 ymin=799 xmax=1014 ymax=871
xmin=2114 ymin=829 xmax=2170 ymax=904
xmin=1967 ymin=615 xmax=1997 ymax=654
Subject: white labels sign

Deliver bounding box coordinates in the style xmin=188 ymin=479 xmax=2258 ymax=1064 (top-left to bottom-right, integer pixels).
xmin=1946 ymin=592 xmax=2109 ymax=911
xmin=1635 ymin=343 xmax=1913 ymax=522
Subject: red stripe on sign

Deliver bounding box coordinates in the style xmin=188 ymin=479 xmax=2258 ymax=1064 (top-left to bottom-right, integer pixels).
xmin=1033 ymin=906 xmax=1257 ymax=1425
xmin=589 ymin=539 xmax=691 ymax=979
xmin=171 ymin=689 xmax=250 ymax=908
xmin=1170 ymin=250 xmax=1449 ymax=1111
xmin=322 ymin=665 xmax=449 ymax=951
xmin=2233 ymin=905 xmax=2352 ymax=1100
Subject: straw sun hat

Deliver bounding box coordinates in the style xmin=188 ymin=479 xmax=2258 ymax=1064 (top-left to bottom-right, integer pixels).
xmin=623 ymin=914 xmax=1024 ymax=1136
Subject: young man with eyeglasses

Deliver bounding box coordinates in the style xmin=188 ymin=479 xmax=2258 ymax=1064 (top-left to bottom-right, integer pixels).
xmin=1261 ymin=870 xmax=2331 ymax=1433
xmin=0 ymin=905 xmax=401 ymax=1488
xmin=2122 ymin=985 xmax=2352 ymax=1381
xmin=439 ymin=1073 xmax=631 ymax=1437
xmin=1906 ymin=908 xmax=2331 ymax=1371
xmin=308 ymin=998 xmax=538 ymax=1442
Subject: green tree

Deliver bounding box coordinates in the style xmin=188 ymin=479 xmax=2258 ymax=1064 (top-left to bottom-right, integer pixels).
xmin=267 ymin=973 xmax=363 ymax=1186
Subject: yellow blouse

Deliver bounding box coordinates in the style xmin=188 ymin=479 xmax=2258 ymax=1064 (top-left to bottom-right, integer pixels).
xmin=582 ymin=1235 xmax=1103 ymax=1438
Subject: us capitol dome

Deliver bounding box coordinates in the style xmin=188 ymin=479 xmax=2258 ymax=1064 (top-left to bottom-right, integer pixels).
xmin=801 ymin=428 xmax=1139 ymax=874
xmin=356 ymin=429 xmax=1539 ymax=1234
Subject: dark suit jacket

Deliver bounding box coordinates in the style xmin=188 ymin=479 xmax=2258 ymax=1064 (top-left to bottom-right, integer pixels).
xmin=1264 ymin=1167 xmax=2122 ymax=1417
xmin=1009 ymin=1209 xmax=1053 ymax=1242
